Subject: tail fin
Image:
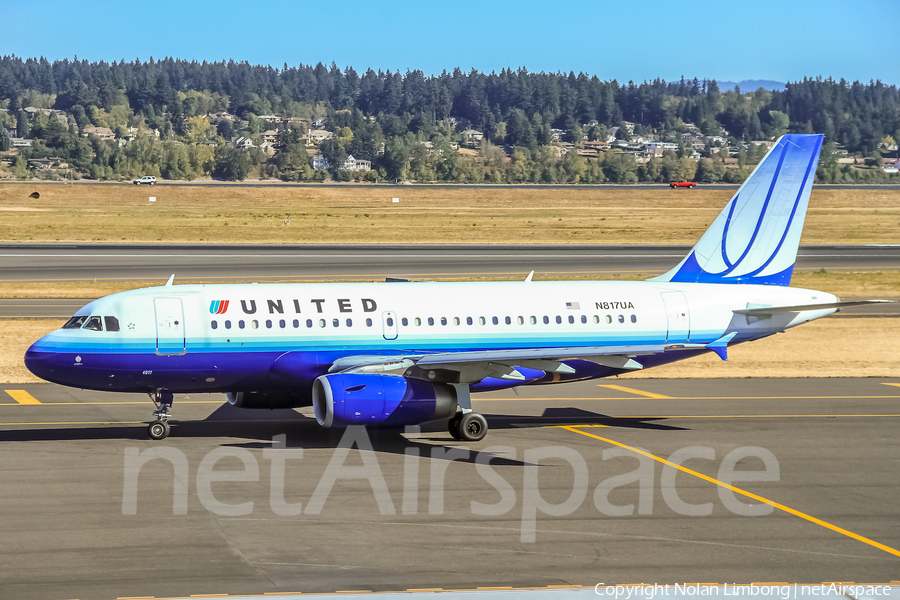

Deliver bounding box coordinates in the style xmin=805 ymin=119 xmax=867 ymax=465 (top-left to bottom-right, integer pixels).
xmin=651 ymin=134 xmax=824 ymax=286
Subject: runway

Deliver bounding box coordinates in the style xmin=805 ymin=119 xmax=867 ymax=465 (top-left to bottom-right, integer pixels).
xmin=0 ymin=378 xmax=898 ymax=599
xmin=3 ymin=244 xmax=898 ymax=318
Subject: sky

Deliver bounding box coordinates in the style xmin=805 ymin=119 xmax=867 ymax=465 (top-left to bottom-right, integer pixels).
xmin=3 ymin=0 xmax=897 ymax=85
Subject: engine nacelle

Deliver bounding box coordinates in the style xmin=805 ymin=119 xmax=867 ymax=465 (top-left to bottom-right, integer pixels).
xmin=226 ymin=390 xmax=309 ymax=409
xmin=313 ymin=374 xmax=458 ymax=427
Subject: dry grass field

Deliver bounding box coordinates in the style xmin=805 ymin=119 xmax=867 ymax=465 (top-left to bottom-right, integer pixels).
xmin=1 ymin=183 xmax=899 ymax=245
xmin=2 ymin=183 xmax=897 ymax=384
xmin=3 ymin=317 xmax=898 ymax=384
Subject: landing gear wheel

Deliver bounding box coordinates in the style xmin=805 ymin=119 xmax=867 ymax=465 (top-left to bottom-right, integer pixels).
xmin=448 ymin=414 xmax=463 ymax=440
xmin=458 ymin=413 xmax=488 ymax=442
xmin=148 ymin=420 xmax=170 ymax=440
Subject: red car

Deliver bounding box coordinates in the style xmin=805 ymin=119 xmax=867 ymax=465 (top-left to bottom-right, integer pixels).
xmin=670 ymin=180 xmax=697 ymax=188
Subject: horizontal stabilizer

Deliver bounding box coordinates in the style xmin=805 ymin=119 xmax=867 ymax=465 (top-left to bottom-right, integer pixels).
xmin=733 ymin=299 xmax=895 ymax=316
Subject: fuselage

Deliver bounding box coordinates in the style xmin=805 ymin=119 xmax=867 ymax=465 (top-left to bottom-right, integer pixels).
xmin=25 ymin=279 xmax=838 ymax=401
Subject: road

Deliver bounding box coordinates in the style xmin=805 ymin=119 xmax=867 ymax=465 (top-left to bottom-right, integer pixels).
xmin=2 ymin=244 xmax=898 ymax=318
xmin=0 ymin=378 xmax=898 ymax=599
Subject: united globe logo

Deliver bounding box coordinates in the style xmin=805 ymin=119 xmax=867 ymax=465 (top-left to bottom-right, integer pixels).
xmin=209 ymin=300 xmax=229 ymax=315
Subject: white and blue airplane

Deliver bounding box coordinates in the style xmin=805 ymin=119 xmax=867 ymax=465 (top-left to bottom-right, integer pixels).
xmin=24 ymin=134 xmax=887 ymax=441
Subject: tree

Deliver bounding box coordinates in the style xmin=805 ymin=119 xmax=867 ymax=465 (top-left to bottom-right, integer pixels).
xmin=212 ymin=146 xmax=251 ymax=181
xmin=770 ymin=110 xmax=789 ymax=138
xmin=185 ymin=115 xmax=211 ymax=143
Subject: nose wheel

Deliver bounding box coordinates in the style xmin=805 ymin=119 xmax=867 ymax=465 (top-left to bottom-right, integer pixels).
xmin=148 ymin=390 xmax=174 ymax=440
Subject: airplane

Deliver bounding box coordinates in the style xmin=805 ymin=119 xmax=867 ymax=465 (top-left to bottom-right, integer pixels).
xmin=24 ymin=134 xmax=891 ymax=442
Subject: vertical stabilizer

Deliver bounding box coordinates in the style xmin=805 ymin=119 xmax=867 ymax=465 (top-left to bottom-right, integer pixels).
xmin=651 ymin=134 xmax=824 ymax=286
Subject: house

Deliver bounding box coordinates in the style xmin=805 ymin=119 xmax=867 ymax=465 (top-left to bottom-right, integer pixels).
xmin=82 ymin=126 xmax=115 ymax=140
xmin=550 ymin=129 xmax=566 ymax=142
xmin=11 ymin=138 xmax=33 ymax=147
xmin=232 ymin=136 xmax=255 ymax=149
xmin=200 ymin=140 xmax=218 ymax=147
xmin=312 ymin=155 xmax=331 ymax=170
xmin=576 ymin=149 xmax=598 ymax=158
xmin=28 ymin=158 xmax=54 ymax=169
xmin=263 ymin=130 xmax=279 ymax=144
xmin=259 ymin=141 xmax=276 ymax=155
xmin=884 ymin=160 xmax=900 ymax=174
xmin=461 ymin=129 xmax=483 ymax=145
xmin=312 ymin=118 xmax=326 ymax=128
xmin=305 ymin=129 xmax=333 ymax=145
xmin=343 ymin=155 xmax=371 ymax=171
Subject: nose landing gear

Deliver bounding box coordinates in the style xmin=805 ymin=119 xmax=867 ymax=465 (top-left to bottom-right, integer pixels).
xmin=148 ymin=390 xmax=173 ymax=440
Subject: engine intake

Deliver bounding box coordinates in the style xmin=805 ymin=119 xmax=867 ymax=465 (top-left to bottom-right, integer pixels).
xmin=313 ymin=373 xmax=458 ymax=427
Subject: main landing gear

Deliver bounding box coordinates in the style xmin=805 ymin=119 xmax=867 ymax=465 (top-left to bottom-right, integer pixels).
xmin=447 ymin=384 xmax=488 ymax=442
xmin=148 ymin=390 xmax=173 ymax=440
xmin=448 ymin=411 xmax=488 ymax=442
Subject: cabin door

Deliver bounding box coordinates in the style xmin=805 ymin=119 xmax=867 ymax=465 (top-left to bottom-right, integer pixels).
xmin=155 ymin=298 xmax=186 ymax=355
xmin=661 ymin=291 xmax=690 ymax=344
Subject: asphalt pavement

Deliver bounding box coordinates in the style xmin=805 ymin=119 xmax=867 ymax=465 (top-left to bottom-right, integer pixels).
xmin=0 ymin=377 xmax=898 ymax=599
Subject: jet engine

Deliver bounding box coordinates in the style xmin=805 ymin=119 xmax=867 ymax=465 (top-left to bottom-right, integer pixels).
xmin=312 ymin=373 xmax=458 ymax=427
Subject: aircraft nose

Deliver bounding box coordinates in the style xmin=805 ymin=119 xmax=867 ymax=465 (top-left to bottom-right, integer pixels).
xmin=24 ymin=337 xmax=58 ymax=380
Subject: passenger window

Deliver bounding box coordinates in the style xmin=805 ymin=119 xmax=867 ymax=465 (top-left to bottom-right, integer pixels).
xmin=414 ymin=317 xmax=421 ymax=326
xmin=63 ymin=315 xmax=87 ymax=329
xmin=555 ymin=315 xmax=562 ymax=324
xmin=239 ymin=320 xmax=245 ymax=329
xmin=319 ymin=319 xmax=326 ymax=328
xmin=606 ymin=315 xmax=612 ymax=324
xmin=618 ymin=315 xmax=625 ymax=323
xmin=104 ymin=316 xmax=120 ymax=332
xmin=581 ymin=315 xmax=587 ymax=324
xmin=517 ymin=316 xmax=523 ymax=325
xmin=369 ymin=318 xmax=375 ymax=327
xmin=593 ymin=315 xmax=600 ymax=324
xmin=542 ymin=316 xmax=549 ymax=324
xmin=453 ymin=317 xmax=460 ymax=326
xmin=279 ymin=319 xmax=286 ymax=328
xmin=479 ymin=317 xmax=486 ymax=325
xmin=441 ymin=317 xmax=447 ymax=326
xmin=428 ymin=317 xmax=434 ymax=326
xmin=293 ymin=319 xmax=299 ymax=328
xmin=346 ymin=318 xmax=352 ymax=327
xmin=401 ymin=317 xmax=408 ymax=326
xmin=631 ymin=314 xmax=637 ymax=323
xmin=466 ymin=317 xmax=473 ymax=325
xmin=266 ymin=320 xmax=273 ymax=328
xmin=387 ymin=317 xmax=394 ymax=327
xmin=492 ymin=316 xmax=498 ymax=325
xmin=83 ymin=316 xmax=103 ymax=331
xmin=211 ymin=320 xmax=218 ymax=330
xmin=333 ymin=318 xmax=340 ymax=327
xmin=568 ymin=315 xmax=574 ymax=324
xmin=530 ymin=316 xmax=537 ymax=325
xmin=225 ymin=320 xmax=232 ymax=329
xmin=306 ymin=319 xmax=313 ymax=328
xmin=505 ymin=316 xmax=511 ymax=325
xmin=252 ymin=320 xmax=259 ymax=329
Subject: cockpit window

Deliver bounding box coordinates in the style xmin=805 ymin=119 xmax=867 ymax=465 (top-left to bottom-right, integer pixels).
xmin=104 ymin=316 xmax=120 ymax=332
xmin=62 ymin=315 xmax=87 ymax=329
xmin=83 ymin=316 xmax=103 ymax=331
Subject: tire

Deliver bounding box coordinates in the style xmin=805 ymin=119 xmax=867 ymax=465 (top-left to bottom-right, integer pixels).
xmin=458 ymin=413 xmax=488 ymax=442
xmin=448 ymin=415 xmax=462 ymax=440
xmin=148 ymin=421 xmax=170 ymax=440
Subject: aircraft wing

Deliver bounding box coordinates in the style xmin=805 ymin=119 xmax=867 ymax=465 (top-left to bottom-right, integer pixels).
xmin=328 ymin=344 xmax=663 ymax=383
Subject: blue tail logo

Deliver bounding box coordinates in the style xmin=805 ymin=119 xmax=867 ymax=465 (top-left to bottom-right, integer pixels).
xmin=652 ymin=134 xmax=824 ymax=286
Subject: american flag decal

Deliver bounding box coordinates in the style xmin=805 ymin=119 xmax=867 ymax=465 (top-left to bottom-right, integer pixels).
xmin=566 ymin=302 xmax=580 ymax=310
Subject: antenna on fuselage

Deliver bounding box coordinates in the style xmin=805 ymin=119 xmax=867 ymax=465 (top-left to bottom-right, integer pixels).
xmin=165 ymin=274 xmax=175 ymax=287
xmin=524 ymin=271 xmax=534 ymax=283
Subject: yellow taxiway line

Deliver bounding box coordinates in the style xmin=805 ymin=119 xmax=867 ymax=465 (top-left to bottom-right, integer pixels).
xmin=562 ymin=425 xmax=900 ymax=558
xmin=4 ymin=390 xmax=42 ymax=404
xmin=597 ymin=384 xmax=673 ymax=399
